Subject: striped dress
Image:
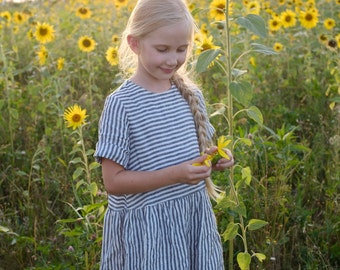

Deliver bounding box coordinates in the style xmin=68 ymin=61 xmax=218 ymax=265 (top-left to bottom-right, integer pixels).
xmin=94 ymin=80 xmax=224 ymax=270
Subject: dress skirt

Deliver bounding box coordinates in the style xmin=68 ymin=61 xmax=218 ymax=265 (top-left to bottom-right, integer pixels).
xmin=100 ymin=187 xmax=224 ymax=270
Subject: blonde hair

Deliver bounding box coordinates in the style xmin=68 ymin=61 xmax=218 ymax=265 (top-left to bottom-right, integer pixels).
xmin=118 ymin=0 xmax=219 ymax=198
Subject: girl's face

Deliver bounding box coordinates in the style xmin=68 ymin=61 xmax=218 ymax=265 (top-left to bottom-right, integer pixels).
xmin=129 ymin=21 xmax=191 ymax=92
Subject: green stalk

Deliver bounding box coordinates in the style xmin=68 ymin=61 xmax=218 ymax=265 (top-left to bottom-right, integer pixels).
xmin=0 ymin=44 xmax=15 ymax=166
xmin=224 ymin=1 xmax=235 ymax=269
xmin=78 ymin=126 xmax=94 ymax=205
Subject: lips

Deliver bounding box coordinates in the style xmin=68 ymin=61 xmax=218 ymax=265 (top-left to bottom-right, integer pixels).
xmin=160 ymin=67 xmax=174 ymax=74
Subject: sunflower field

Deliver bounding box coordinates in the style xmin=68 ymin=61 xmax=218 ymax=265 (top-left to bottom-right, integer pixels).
xmin=0 ymin=0 xmax=339 ymax=269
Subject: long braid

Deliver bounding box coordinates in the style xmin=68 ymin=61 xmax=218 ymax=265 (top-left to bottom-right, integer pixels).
xmin=172 ymin=73 xmax=220 ymax=199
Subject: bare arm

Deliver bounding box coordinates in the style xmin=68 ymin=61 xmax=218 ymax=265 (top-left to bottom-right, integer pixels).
xmin=101 ymin=155 xmax=212 ymax=195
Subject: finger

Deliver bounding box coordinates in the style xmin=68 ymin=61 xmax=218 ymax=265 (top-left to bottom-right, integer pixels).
xmin=205 ymin=146 xmax=217 ymax=155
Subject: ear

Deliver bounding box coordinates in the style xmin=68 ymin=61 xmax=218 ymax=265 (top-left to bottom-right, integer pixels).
xmin=127 ymin=35 xmax=140 ymax=54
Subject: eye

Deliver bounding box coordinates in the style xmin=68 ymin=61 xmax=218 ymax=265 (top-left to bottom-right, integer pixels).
xmin=156 ymin=47 xmax=168 ymax=52
xmin=177 ymin=46 xmax=188 ymax=53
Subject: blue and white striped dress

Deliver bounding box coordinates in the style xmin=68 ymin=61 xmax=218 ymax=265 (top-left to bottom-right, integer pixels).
xmin=95 ymin=80 xmax=224 ymax=270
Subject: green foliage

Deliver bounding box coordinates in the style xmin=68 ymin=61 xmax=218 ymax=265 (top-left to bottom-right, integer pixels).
xmin=1 ymin=0 xmax=339 ymax=269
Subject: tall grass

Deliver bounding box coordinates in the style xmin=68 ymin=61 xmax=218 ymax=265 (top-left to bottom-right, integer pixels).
xmin=0 ymin=0 xmax=339 ymax=269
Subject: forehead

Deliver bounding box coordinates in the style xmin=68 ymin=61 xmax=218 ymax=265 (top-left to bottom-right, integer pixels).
xmin=143 ymin=21 xmax=192 ymax=46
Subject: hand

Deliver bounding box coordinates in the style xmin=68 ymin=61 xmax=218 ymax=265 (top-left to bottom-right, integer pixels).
xmin=206 ymin=146 xmax=234 ymax=171
xmin=174 ymin=155 xmax=212 ymax=185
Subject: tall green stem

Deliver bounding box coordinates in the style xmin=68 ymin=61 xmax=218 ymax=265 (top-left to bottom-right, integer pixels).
xmin=1 ymin=44 xmax=15 ymax=166
xmin=224 ymin=1 xmax=235 ymax=269
xmin=79 ymin=126 xmax=94 ymax=205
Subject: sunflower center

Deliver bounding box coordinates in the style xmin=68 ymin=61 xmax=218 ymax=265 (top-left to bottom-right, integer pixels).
xmin=72 ymin=114 xmax=81 ymax=122
xmin=305 ymin=13 xmax=313 ymax=21
xmin=328 ymin=40 xmax=337 ymax=48
xmin=79 ymin=8 xmax=88 ymax=15
xmin=83 ymin=39 xmax=91 ymax=47
xmin=202 ymin=43 xmax=211 ymax=51
xmin=40 ymin=27 xmax=48 ymax=36
xmin=285 ymin=16 xmax=292 ymax=22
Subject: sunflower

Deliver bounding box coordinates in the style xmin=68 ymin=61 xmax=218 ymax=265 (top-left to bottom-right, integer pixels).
xmin=273 ymin=42 xmax=283 ymax=52
xmin=111 ymin=34 xmax=120 ymax=44
xmin=335 ymin=34 xmax=340 ymax=48
xmin=195 ymin=35 xmax=220 ymax=54
xmin=35 ymin=22 xmax=55 ymax=44
xmin=105 ymin=47 xmax=119 ymax=66
xmin=114 ymin=0 xmax=128 ymax=8
xmin=57 ymin=57 xmax=65 ymax=70
xmin=36 ymin=45 xmax=48 ymax=65
xmin=216 ymin=136 xmax=231 ymax=160
xmin=249 ymin=56 xmax=256 ymax=67
xmin=209 ymin=0 xmax=232 ymax=21
xmin=326 ymin=39 xmax=338 ymax=52
xmin=76 ymin=7 xmax=92 ymax=19
xmin=192 ymin=153 xmax=213 ymax=167
xmin=299 ymin=9 xmax=319 ymax=29
xmin=13 ymin=11 xmax=26 ymax=24
xmin=336 ymin=0 xmax=340 ymax=5
xmin=64 ymin=104 xmax=88 ymax=130
xmin=280 ymin=9 xmax=297 ymax=28
xmin=27 ymin=29 xmax=34 ymax=40
xmin=78 ymin=36 xmax=96 ymax=52
xmin=268 ymin=16 xmax=282 ymax=32
xmin=318 ymin=33 xmax=328 ymax=44
xmin=323 ymin=18 xmax=335 ymax=30
xmin=1 ymin=11 xmax=11 ymax=25
xmin=246 ymin=1 xmax=261 ymax=15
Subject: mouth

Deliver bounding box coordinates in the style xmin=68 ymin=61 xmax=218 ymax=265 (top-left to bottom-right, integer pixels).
xmin=160 ymin=67 xmax=175 ymax=74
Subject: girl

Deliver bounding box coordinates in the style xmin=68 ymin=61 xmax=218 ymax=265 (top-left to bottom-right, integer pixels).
xmin=95 ymin=0 xmax=234 ymax=269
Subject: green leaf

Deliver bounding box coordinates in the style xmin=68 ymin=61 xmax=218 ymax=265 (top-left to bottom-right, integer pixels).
xmin=196 ymin=49 xmax=222 ymax=73
xmin=86 ymin=149 xmax=95 ymax=156
xmin=247 ymin=219 xmax=268 ymax=231
xmin=70 ymin=157 xmax=82 ymax=164
xmin=236 ymin=14 xmax=267 ymax=38
xmin=250 ymin=43 xmax=278 ymax=55
xmin=57 ymin=218 xmax=82 ymax=223
xmin=237 ymin=252 xmax=251 ymax=270
xmin=57 ymin=157 xmax=67 ymax=167
xmin=72 ymin=167 xmax=84 ymax=180
xmin=230 ymin=80 xmax=253 ymax=106
xmin=246 ymin=106 xmax=263 ymax=125
xmin=88 ymin=182 xmax=98 ymax=197
xmin=231 ymin=200 xmax=247 ymax=217
xmin=210 ymin=106 xmax=226 ymax=117
xmin=215 ymin=195 xmax=234 ymax=210
xmin=83 ymin=202 xmax=106 ymax=214
xmin=242 ymin=166 xmax=252 ymax=185
xmin=222 ymin=222 xmax=239 ymax=241
xmin=76 ymin=179 xmax=85 ymax=190
xmin=254 ymin=253 xmax=266 ymax=262
xmin=89 ymin=161 xmax=101 ymax=171
xmin=238 ymin=138 xmax=252 ymax=147
xmin=330 ymin=96 xmax=340 ymax=102
xmin=0 ymin=225 xmax=10 ymax=233
xmin=232 ymin=68 xmax=248 ymax=78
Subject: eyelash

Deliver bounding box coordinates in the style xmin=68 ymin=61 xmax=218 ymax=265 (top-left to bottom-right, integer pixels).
xmin=157 ymin=48 xmax=187 ymax=53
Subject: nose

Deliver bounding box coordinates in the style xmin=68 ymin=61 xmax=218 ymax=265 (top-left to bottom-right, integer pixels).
xmin=165 ymin=52 xmax=178 ymax=67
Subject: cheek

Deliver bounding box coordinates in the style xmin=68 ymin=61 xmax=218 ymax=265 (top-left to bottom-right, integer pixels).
xmin=178 ymin=53 xmax=187 ymax=65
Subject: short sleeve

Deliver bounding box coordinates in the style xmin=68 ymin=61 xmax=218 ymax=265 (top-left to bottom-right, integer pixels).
xmin=195 ymin=89 xmax=215 ymax=140
xmin=94 ymin=94 xmax=130 ymax=167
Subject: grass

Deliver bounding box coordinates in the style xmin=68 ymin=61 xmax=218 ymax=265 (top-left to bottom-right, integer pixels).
xmin=0 ymin=0 xmax=339 ymax=269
